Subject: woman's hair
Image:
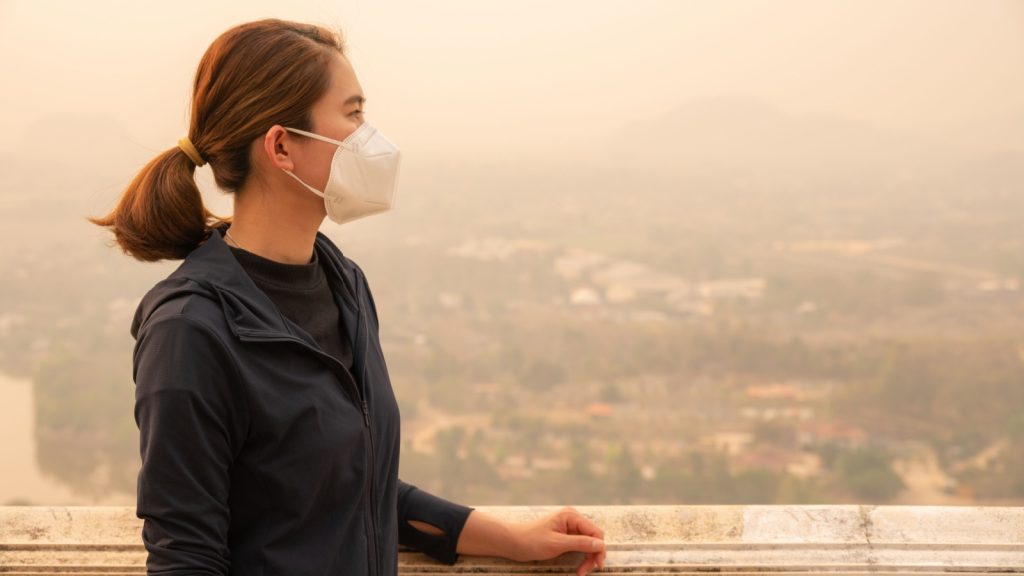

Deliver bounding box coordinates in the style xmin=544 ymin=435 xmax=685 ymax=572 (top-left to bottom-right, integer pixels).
xmin=91 ymin=19 xmax=346 ymax=261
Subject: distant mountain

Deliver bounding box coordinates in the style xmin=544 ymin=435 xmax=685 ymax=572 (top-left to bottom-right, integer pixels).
xmin=16 ymin=114 xmax=156 ymax=182
xmin=946 ymin=107 xmax=1024 ymax=156
xmin=2 ymin=114 xmax=215 ymax=226
xmin=611 ymin=94 xmax=957 ymax=181
xmin=0 ymin=114 xmax=162 ymax=239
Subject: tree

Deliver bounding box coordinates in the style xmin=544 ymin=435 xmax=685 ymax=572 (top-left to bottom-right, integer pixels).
xmin=835 ymin=447 xmax=904 ymax=502
xmin=608 ymin=444 xmax=641 ymax=504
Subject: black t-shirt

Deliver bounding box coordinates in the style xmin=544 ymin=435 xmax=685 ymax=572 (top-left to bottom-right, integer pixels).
xmin=229 ymin=245 xmax=354 ymax=369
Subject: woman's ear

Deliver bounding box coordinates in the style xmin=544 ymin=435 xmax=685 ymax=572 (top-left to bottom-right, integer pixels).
xmin=262 ymin=125 xmax=296 ymax=172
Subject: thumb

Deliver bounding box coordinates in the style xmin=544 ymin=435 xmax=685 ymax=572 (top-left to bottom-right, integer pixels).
xmin=555 ymin=534 xmax=605 ymax=554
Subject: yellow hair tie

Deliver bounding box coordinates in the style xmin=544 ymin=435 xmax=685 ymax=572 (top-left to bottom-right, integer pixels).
xmin=177 ymin=137 xmax=206 ymax=167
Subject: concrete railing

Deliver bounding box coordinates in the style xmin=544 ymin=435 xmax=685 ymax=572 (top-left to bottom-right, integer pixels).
xmin=1 ymin=505 xmax=1022 ymax=574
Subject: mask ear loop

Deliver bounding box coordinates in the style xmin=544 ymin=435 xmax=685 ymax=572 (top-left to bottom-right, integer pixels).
xmin=282 ymin=168 xmax=327 ymax=198
xmin=284 ymin=126 xmax=349 ymax=147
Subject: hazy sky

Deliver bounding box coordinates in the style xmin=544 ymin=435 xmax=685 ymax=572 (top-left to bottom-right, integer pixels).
xmin=1 ymin=0 xmax=1022 ymax=162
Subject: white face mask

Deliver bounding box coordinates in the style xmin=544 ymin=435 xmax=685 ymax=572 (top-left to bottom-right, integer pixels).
xmin=282 ymin=122 xmax=402 ymax=225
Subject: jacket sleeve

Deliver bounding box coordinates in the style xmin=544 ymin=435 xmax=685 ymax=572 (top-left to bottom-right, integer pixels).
xmin=397 ymin=478 xmax=475 ymax=565
xmin=132 ymin=314 xmax=247 ymax=576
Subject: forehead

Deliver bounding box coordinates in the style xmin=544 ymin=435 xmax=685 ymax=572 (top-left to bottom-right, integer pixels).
xmin=324 ymin=53 xmax=363 ymax=105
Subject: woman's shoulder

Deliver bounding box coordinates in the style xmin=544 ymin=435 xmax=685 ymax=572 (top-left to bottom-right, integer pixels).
xmin=131 ymin=275 xmax=228 ymax=342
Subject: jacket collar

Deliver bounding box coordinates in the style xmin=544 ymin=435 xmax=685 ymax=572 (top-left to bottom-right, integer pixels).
xmin=131 ymin=224 xmax=363 ymax=346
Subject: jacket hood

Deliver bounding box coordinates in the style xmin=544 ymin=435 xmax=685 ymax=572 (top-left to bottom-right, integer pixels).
xmin=130 ymin=224 xmax=361 ymax=342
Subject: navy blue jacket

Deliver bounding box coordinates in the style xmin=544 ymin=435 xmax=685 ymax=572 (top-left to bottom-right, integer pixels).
xmin=130 ymin=225 xmax=473 ymax=575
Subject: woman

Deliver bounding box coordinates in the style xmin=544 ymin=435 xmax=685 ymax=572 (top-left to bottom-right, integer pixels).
xmin=91 ymin=18 xmax=605 ymax=576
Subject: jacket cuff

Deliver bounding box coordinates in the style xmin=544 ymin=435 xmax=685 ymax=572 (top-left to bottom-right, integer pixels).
xmin=397 ymin=484 xmax=474 ymax=565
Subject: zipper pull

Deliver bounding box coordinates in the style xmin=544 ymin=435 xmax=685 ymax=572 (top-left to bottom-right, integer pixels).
xmin=361 ymin=400 xmax=371 ymax=428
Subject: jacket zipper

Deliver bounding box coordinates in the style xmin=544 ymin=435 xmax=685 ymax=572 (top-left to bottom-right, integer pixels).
xmin=355 ymin=271 xmax=382 ymax=576
xmin=361 ymin=398 xmax=378 ymax=575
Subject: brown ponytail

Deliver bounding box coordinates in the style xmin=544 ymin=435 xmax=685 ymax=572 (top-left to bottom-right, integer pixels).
xmin=91 ymin=19 xmax=346 ymax=261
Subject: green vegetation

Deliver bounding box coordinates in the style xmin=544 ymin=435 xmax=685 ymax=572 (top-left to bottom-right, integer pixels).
xmin=832 ymin=448 xmax=905 ymax=501
xmin=33 ymin=339 xmax=137 ymax=497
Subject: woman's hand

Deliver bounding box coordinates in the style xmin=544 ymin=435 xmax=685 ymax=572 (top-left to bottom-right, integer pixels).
xmin=507 ymin=506 xmax=606 ymax=575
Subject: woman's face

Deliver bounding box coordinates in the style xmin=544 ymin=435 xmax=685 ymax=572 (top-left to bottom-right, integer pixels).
xmin=290 ymin=52 xmax=366 ymax=194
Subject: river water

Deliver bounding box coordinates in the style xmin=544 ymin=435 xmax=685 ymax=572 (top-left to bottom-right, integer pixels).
xmin=0 ymin=371 xmax=133 ymax=506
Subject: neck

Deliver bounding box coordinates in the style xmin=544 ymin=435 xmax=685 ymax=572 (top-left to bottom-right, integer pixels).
xmin=228 ymin=183 xmax=324 ymax=265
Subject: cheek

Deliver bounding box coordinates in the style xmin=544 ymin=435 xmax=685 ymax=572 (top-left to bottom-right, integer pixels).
xmin=309 ymin=149 xmax=337 ymax=191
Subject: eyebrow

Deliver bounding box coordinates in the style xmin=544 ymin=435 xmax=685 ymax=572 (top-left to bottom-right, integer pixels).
xmin=345 ymin=95 xmax=366 ymax=106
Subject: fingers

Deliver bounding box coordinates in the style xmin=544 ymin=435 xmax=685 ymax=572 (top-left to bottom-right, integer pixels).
xmin=576 ymin=553 xmax=599 ymax=576
xmin=589 ymin=550 xmax=605 ymax=571
xmin=558 ymin=507 xmax=606 ymax=571
xmin=557 ymin=533 xmax=605 ymax=555
xmin=561 ymin=507 xmax=604 ymax=540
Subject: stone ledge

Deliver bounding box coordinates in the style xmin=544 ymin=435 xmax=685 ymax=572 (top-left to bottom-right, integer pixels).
xmin=1 ymin=505 xmax=1022 ymax=574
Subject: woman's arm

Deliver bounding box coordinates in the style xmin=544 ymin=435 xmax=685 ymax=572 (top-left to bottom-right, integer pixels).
xmin=397 ymin=482 xmax=605 ymax=573
xmin=134 ymin=315 xmax=246 ymax=575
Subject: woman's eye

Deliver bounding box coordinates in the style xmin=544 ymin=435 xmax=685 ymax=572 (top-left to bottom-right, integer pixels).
xmin=350 ymin=109 xmax=364 ymax=118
